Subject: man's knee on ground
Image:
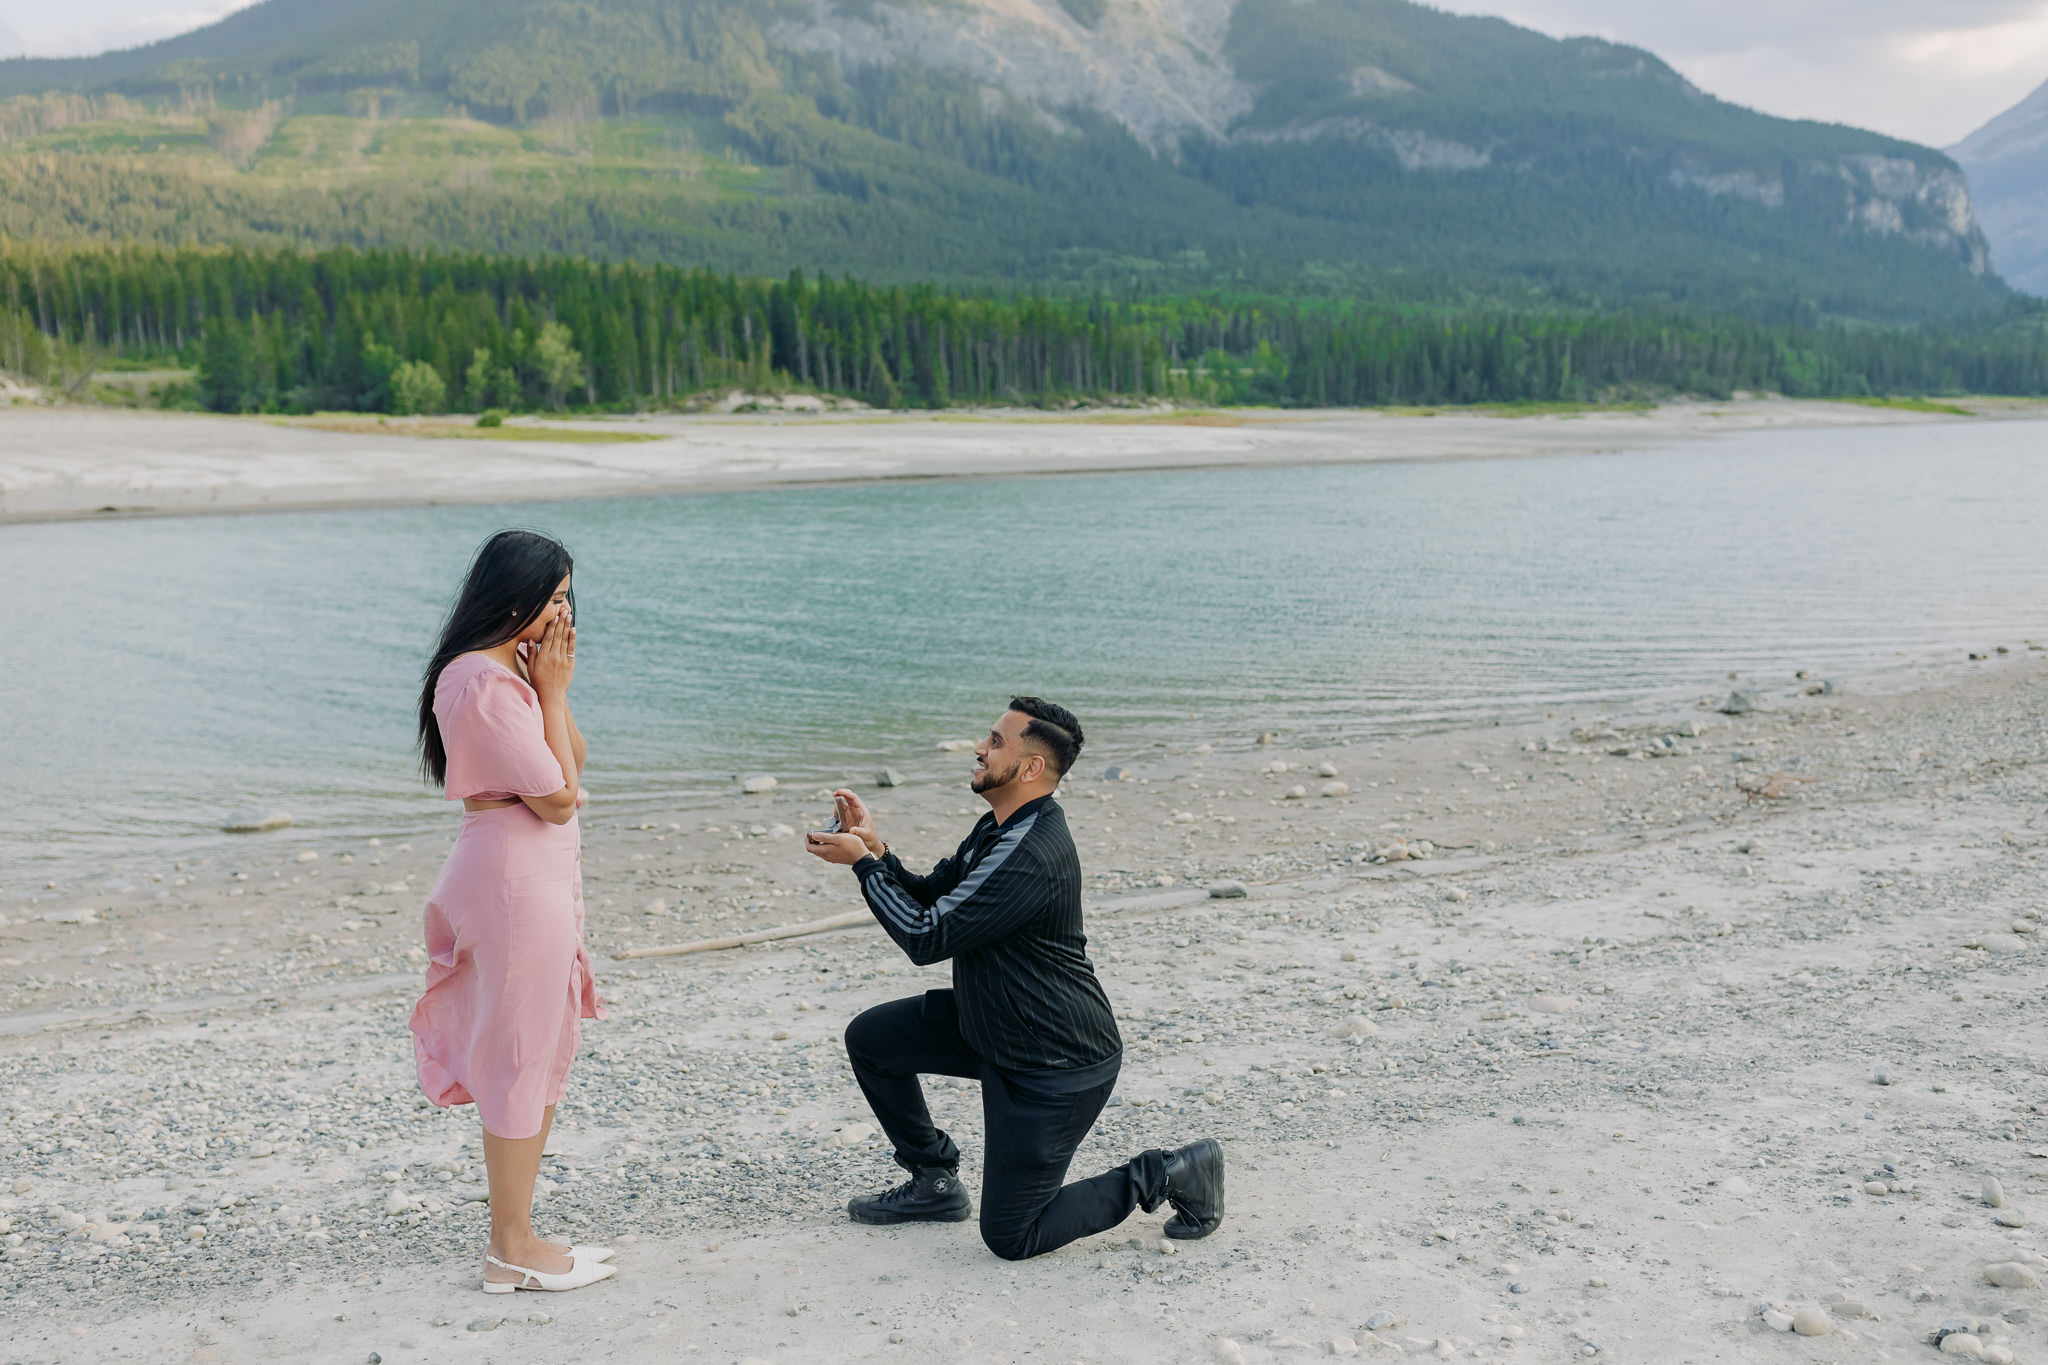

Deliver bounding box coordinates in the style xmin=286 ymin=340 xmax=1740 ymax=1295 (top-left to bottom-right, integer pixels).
xmin=979 ymin=1217 xmax=1036 ymax=1262
xmin=843 ymin=1004 xmax=884 ymax=1061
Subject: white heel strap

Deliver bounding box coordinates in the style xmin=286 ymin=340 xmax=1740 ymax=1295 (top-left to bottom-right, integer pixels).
xmin=485 ymin=1253 xmax=539 ymax=1286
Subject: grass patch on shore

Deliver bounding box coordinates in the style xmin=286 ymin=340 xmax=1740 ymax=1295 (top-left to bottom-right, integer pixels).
xmin=1830 ymin=396 xmax=1974 ymax=416
xmin=275 ymin=416 xmax=664 ymax=443
xmin=1383 ymin=399 xmax=1655 ymax=418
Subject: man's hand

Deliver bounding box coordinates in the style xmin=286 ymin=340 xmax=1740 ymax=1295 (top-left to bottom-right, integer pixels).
xmin=832 ymin=788 xmax=885 ymax=859
xmin=805 ymin=831 xmax=873 ymax=866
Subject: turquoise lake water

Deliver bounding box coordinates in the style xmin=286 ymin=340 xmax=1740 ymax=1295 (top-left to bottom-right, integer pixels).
xmin=4 ymin=418 xmax=2046 ymax=886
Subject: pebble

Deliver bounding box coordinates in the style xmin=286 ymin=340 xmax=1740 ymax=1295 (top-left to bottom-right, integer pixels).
xmin=740 ymin=775 xmax=778 ymax=794
xmin=1331 ymin=1015 xmax=1379 ymax=1040
xmin=1721 ymin=690 xmax=1758 ymax=715
xmin=1874 ymin=1066 xmax=1893 ymax=1085
xmin=767 ymin=824 xmax=795 ymax=839
xmin=833 ymin=1123 xmax=875 ymax=1147
xmin=1992 ymin=1208 xmax=2026 ymax=1228
xmin=296 ymin=849 xmax=319 ymax=863
xmin=1984 ymin=1346 xmax=2016 ymax=1365
xmin=1983 ymin=1262 xmax=2040 ymax=1289
xmin=1762 ymin=1309 xmax=1794 ymax=1332
xmin=1529 ymin=994 xmax=1579 ymax=1014
xmin=1442 ymin=886 xmax=1468 ymax=902
xmin=642 ymin=899 xmax=667 ymax=915
xmin=1863 ymin=1181 xmax=1890 ymax=1196
xmin=1210 ymin=1340 xmax=1246 ymax=1365
xmin=1317 ymin=762 xmax=1340 ymax=778
xmin=1984 ymin=1178 xmax=2006 ymax=1208
xmin=1206 ymin=880 xmax=1248 ymax=899
xmin=222 ymin=809 xmax=293 ymax=832
xmin=1791 ymin=1306 xmax=1833 ymax=1337
xmin=1321 ymin=782 xmax=1349 ymax=797
xmin=936 ymin=740 xmax=975 ymax=751
xmin=1284 ymin=785 xmax=1307 ymax=799
xmin=1362 ymin=1311 xmax=1397 ymax=1331
xmin=1328 ymin=1339 xmax=1359 ymax=1357
xmin=1940 ymin=1334 xmax=1984 ymax=1358
xmin=876 ymin=769 xmax=906 ymax=787
xmin=382 ymin=1191 xmax=410 ymax=1216
xmin=1970 ymin=934 xmax=2028 ymax=954
xmin=1721 ymin=1177 xmax=1753 ymax=1197
xmin=466 ymin=1316 xmax=502 ymax=1333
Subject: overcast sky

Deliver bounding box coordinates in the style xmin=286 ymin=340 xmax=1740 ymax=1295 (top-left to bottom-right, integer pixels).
xmin=3 ymin=0 xmax=2045 ymax=148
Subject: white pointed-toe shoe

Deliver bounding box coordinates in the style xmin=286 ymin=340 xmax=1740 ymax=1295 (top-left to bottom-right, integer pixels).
xmin=539 ymin=1234 xmax=614 ymax=1262
xmin=481 ymin=1250 xmax=617 ymax=1294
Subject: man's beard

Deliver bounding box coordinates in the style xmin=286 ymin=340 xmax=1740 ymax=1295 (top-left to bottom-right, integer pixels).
xmin=971 ymin=758 xmax=1021 ymax=795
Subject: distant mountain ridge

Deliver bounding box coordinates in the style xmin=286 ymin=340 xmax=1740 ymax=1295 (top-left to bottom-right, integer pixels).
xmin=0 ymin=0 xmax=2004 ymax=319
xmin=1950 ymin=79 xmax=2048 ymax=296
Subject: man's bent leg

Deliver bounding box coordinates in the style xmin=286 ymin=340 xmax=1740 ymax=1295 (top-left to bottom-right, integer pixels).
xmin=844 ymin=991 xmax=983 ymax=1170
xmin=975 ymin=1071 xmax=1164 ymax=1261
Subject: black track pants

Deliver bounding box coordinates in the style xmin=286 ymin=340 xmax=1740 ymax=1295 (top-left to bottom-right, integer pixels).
xmin=844 ymin=991 xmax=1169 ymax=1261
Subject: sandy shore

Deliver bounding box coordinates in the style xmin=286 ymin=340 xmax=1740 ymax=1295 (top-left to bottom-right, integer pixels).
xmin=4 ymin=398 xmax=2044 ymax=524
xmin=1 ymin=651 xmax=2044 ymax=1362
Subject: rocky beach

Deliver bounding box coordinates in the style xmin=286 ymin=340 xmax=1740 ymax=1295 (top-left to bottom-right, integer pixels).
xmin=2 ymin=649 xmax=2044 ymax=1363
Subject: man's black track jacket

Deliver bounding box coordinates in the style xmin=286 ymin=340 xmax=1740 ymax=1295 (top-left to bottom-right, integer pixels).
xmin=852 ymin=794 xmax=1122 ymax=1078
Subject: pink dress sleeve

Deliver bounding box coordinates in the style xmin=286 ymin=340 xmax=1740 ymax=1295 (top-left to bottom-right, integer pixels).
xmin=437 ymin=665 xmax=567 ymax=800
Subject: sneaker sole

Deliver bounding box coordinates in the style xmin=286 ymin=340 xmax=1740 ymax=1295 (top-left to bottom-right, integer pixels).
xmin=847 ymin=1201 xmax=974 ymax=1226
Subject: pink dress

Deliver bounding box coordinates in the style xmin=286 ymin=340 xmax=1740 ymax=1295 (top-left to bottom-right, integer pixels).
xmin=409 ymin=653 xmax=605 ymax=1139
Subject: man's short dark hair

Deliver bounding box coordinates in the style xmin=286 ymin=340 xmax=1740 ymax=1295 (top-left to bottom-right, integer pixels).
xmin=1009 ymin=696 xmax=1083 ymax=778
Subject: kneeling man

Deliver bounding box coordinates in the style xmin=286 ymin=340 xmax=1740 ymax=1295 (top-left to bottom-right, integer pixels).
xmin=806 ymin=697 xmax=1223 ymax=1260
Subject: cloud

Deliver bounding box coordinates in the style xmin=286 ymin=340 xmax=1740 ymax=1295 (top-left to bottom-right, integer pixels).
xmin=1437 ymin=0 xmax=2048 ymax=146
xmin=1896 ymin=7 xmax=2048 ymax=81
xmin=9 ymin=2 xmax=257 ymax=59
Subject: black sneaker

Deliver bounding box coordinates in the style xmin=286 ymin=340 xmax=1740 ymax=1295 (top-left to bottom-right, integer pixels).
xmin=848 ymin=1166 xmax=973 ymax=1225
xmin=1161 ymin=1138 xmax=1225 ymax=1239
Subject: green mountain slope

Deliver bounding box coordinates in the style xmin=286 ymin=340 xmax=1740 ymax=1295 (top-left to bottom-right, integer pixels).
xmin=0 ymin=0 xmax=2005 ymax=320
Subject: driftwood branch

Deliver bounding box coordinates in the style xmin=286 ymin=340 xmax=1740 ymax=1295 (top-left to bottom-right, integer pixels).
xmin=612 ymin=910 xmax=873 ymax=961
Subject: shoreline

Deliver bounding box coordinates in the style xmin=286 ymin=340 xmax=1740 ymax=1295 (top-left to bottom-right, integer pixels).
xmin=6 ymin=397 xmax=2045 ymax=526
xmin=2 ymin=652 xmax=2044 ymax=1361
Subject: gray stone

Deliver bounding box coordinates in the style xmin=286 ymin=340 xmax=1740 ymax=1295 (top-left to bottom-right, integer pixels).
xmin=1983 ymin=1262 xmax=2039 ymax=1289
xmin=1362 ymin=1311 xmax=1397 ymax=1331
xmin=1983 ymin=1177 xmax=2006 ymax=1208
xmin=1207 ymin=880 xmax=1248 ymax=899
xmin=1721 ymin=691 xmax=1759 ymax=716
xmin=740 ymin=775 xmax=778 ymax=795
xmin=467 ymin=1316 xmax=502 ymax=1333
xmin=875 ymin=769 xmax=906 ymax=788
xmin=1791 ymin=1306 xmax=1832 ymax=1337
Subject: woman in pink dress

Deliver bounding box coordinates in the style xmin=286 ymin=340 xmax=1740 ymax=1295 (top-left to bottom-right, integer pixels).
xmin=410 ymin=529 xmax=615 ymax=1295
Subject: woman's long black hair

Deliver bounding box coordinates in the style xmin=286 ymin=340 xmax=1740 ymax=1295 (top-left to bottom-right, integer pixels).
xmin=418 ymin=529 xmax=576 ymax=786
